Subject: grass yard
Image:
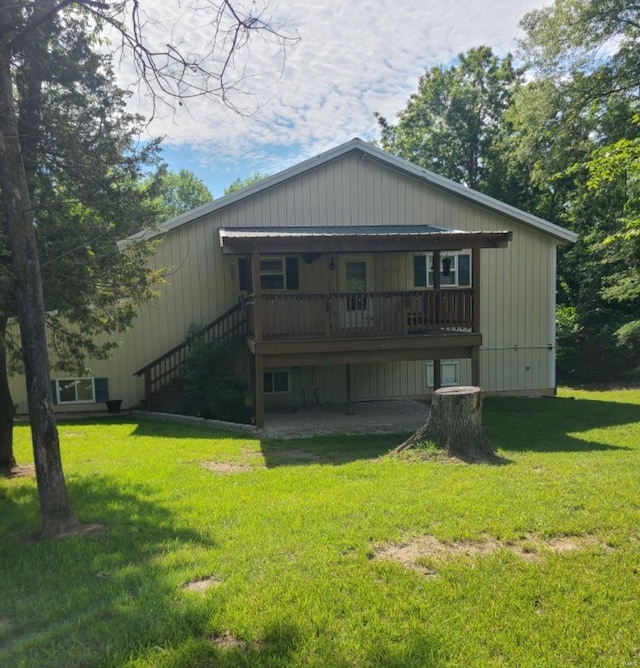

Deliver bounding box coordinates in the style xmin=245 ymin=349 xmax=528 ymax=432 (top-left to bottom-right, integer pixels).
xmin=1 ymin=388 xmax=639 ymax=667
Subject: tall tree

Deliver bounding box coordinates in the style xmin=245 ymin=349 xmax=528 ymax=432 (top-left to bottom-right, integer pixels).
xmin=517 ymin=0 xmax=640 ymax=381
xmin=376 ymin=46 xmax=522 ymax=198
xmin=0 ymin=6 xmax=164 ymax=484
xmin=0 ymin=0 xmax=295 ymax=536
xmin=153 ymin=168 xmax=213 ymax=220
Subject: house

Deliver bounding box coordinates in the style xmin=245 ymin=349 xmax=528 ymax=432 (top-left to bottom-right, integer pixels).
xmin=9 ymin=138 xmax=577 ymax=427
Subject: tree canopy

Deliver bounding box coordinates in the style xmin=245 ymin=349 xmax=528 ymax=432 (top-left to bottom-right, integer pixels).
xmin=224 ymin=172 xmax=268 ymax=195
xmin=150 ymin=168 xmax=213 ymax=220
xmin=376 ymin=46 xmax=523 ymax=199
xmin=377 ymin=4 xmax=640 ymax=384
xmin=0 ymin=0 xmax=294 ymax=535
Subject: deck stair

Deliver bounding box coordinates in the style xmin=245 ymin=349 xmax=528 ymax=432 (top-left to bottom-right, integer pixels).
xmin=134 ymin=301 xmax=247 ymax=410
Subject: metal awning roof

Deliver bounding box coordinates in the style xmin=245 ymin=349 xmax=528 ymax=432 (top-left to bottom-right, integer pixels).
xmin=219 ymin=226 xmax=512 ymax=254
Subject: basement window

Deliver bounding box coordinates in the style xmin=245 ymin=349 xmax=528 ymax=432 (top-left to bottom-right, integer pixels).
xmin=264 ymin=370 xmax=290 ymax=394
xmin=425 ymin=361 xmax=460 ymax=388
xmin=52 ymin=377 xmax=109 ymax=404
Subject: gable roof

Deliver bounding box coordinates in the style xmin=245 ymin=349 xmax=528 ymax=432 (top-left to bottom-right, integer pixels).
xmin=119 ymin=138 xmax=578 ymax=249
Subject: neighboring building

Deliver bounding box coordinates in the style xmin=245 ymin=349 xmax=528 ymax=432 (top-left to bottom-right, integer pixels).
xmin=9 ymin=138 xmax=577 ymax=427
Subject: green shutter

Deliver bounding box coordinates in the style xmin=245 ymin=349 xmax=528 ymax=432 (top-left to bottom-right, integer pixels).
xmin=95 ymin=377 xmax=109 ymax=402
xmin=458 ymin=254 xmax=470 ymax=286
xmin=285 ymin=257 xmax=299 ymax=290
xmin=414 ymin=255 xmax=427 ymax=287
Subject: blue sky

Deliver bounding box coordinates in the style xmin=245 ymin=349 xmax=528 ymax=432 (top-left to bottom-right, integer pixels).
xmin=124 ymin=0 xmax=549 ymax=199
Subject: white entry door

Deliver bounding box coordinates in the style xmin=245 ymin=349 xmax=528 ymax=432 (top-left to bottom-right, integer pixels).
xmin=339 ymin=256 xmax=373 ymax=329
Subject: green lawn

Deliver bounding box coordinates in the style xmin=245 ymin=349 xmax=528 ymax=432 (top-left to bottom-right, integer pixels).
xmin=1 ymin=388 xmax=639 ymax=667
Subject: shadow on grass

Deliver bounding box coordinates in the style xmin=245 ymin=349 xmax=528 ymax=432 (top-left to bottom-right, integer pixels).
xmin=484 ymin=396 xmax=639 ymax=453
xmin=258 ymin=432 xmax=402 ymax=468
xmin=127 ymin=417 xmax=253 ymax=441
xmin=0 ymin=474 xmax=222 ymax=667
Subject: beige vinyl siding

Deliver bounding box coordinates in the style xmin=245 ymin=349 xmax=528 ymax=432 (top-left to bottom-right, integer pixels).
xmin=9 ymin=152 xmax=560 ymax=414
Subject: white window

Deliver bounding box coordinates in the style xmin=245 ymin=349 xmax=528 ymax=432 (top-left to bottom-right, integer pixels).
xmin=54 ymin=378 xmax=95 ymax=404
xmin=52 ymin=377 xmax=109 ymax=404
xmin=414 ymin=252 xmax=471 ymax=287
xmin=260 ymin=258 xmax=286 ymax=290
xmin=259 ymin=257 xmax=299 ymax=291
xmin=263 ymin=370 xmax=290 ymax=393
xmin=426 ymin=361 xmax=460 ymax=387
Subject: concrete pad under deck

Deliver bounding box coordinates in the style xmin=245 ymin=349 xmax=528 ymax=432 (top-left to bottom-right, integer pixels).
xmin=260 ymin=399 xmax=430 ymax=440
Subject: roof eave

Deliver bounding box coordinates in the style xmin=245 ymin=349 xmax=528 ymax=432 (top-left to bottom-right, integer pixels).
xmin=219 ymin=229 xmax=513 ymax=255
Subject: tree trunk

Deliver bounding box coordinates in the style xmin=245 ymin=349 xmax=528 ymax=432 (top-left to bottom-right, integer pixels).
xmin=0 ymin=41 xmax=77 ymax=536
xmin=395 ymin=386 xmax=493 ymax=460
xmin=0 ymin=313 xmax=15 ymax=470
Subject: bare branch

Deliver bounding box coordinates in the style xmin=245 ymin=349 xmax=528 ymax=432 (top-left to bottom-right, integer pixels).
xmin=80 ymin=0 xmax=299 ymax=117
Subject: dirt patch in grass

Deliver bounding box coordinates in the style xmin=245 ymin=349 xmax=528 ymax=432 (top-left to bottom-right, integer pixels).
xmin=54 ymin=522 xmax=105 ymax=539
xmin=202 ymin=461 xmax=257 ymax=474
xmin=208 ymin=631 xmax=262 ymax=652
xmin=2 ymin=464 xmax=35 ymax=479
xmin=374 ymin=533 xmax=606 ymax=573
xmin=182 ymin=576 xmax=222 ymax=592
xmin=203 ymin=449 xmax=322 ymax=473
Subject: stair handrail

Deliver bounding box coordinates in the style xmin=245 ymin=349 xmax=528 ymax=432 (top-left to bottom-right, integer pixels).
xmin=134 ymin=300 xmax=247 ymax=408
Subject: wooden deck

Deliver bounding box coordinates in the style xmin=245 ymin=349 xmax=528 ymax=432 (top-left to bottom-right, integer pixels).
xmin=246 ymin=289 xmax=480 ymax=369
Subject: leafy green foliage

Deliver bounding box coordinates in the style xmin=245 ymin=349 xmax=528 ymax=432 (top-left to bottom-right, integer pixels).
xmin=149 ymin=168 xmax=213 ymax=220
xmin=376 ymin=46 xmax=522 ymax=198
xmin=2 ymin=10 xmax=166 ymax=374
xmin=224 ymin=172 xmax=268 ymax=195
xmin=181 ymin=325 xmax=250 ymax=423
xmin=510 ymin=1 xmax=640 ymax=382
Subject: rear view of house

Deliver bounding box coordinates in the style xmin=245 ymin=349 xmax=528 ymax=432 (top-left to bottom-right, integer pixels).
xmin=9 ymin=139 xmax=577 ymax=426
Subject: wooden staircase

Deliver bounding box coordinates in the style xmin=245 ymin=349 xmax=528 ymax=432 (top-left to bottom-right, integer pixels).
xmin=134 ymin=301 xmax=247 ymax=410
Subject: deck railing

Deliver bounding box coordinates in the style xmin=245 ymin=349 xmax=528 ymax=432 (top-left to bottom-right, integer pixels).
xmin=247 ymin=289 xmax=474 ymax=340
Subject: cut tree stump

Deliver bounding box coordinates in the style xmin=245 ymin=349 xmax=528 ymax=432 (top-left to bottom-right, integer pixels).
xmin=394 ymin=386 xmax=493 ymax=459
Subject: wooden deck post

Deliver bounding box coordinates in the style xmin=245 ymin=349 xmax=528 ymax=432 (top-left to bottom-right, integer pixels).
xmin=346 ymin=363 xmax=354 ymax=415
xmin=433 ymin=251 xmax=442 ymax=390
xmin=472 ymin=247 xmax=481 ymax=385
xmin=251 ymin=252 xmax=262 ymax=342
xmin=433 ymin=359 xmax=442 ymax=391
xmin=254 ymin=353 xmax=265 ymax=429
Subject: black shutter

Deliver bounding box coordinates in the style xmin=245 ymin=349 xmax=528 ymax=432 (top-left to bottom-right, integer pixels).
xmin=458 ymin=254 xmax=470 ymax=286
xmin=238 ymin=257 xmax=248 ymax=291
xmin=51 ymin=380 xmax=58 ymax=405
xmin=285 ymin=257 xmax=299 ymax=290
xmin=414 ymin=255 xmax=427 ymax=287
xmin=95 ymin=377 xmax=109 ymax=402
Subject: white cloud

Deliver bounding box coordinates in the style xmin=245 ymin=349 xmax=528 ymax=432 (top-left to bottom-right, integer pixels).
xmin=113 ymin=0 xmax=547 ymax=173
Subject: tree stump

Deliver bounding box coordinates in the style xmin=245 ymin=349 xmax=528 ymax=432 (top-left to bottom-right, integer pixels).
xmin=395 ymin=386 xmax=493 ymax=459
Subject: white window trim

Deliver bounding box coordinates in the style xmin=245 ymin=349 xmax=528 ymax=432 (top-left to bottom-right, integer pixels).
xmin=425 ymin=361 xmax=460 ymax=388
xmin=54 ymin=377 xmax=96 ymax=404
xmin=260 ymin=257 xmax=287 ymax=291
xmin=263 ymin=369 xmax=291 ymax=394
xmin=415 ymin=251 xmax=471 ymax=288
